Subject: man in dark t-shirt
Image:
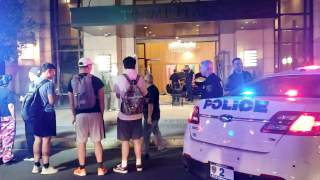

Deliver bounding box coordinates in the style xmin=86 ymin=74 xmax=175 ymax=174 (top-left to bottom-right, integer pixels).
xmin=142 ymin=74 xmax=165 ymax=159
xmin=68 ymin=57 xmax=107 ymax=176
xmin=225 ymin=58 xmax=253 ymax=92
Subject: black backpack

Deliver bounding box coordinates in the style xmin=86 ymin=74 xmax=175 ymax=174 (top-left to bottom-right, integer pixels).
xmin=21 ymin=79 xmax=49 ymax=121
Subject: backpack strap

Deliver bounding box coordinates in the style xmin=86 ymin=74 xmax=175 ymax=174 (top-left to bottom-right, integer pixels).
xmin=35 ymin=79 xmax=49 ymax=91
xmin=123 ymin=74 xmax=138 ymax=85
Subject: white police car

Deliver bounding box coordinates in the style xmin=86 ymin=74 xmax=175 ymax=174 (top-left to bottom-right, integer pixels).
xmin=183 ymin=65 xmax=320 ymax=180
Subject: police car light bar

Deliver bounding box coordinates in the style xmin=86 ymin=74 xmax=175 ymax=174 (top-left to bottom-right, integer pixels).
xmin=297 ymin=65 xmax=320 ymax=71
xmin=284 ymin=89 xmax=298 ymax=97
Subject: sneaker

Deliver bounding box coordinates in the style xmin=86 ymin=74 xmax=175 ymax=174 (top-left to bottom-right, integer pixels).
xmin=136 ymin=164 xmax=143 ymax=172
xmin=113 ymin=164 xmax=128 ymax=174
xmin=24 ymin=157 xmax=34 ymax=162
xmin=97 ymin=167 xmax=108 ymax=176
xmin=40 ymin=166 xmax=58 ymax=175
xmin=32 ymin=165 xmax=41 ymax=174
xmin=4 ymin=158 xmax=17 ymax=165
xmin=73 ymin=167 xmax=86 ymax=176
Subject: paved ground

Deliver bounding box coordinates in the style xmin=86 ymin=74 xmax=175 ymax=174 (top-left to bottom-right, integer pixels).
xmin=0 ymin=147 xmax=200 ymax=180
xmin=2 ymin=95 xmax=201 ymax=180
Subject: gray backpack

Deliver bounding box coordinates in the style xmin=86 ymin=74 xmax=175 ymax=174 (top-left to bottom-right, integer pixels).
xmin=71 ymin=74 xmax=96 ymax=110
xmin=120 ymin=74 xmax=144 ymax=115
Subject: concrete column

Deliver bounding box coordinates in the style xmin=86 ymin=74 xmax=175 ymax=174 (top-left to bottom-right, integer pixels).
xmin=219 ymin=33 xmax=236 ymax=79
xmin=262 ymin=28 xmax=275 ymax=74
xmin=314 ymin=0 xmax=320 ymax=65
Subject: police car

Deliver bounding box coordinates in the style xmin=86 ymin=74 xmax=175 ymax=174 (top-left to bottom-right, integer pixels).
xmin=183 ymin=65 xmax=320 ymax=180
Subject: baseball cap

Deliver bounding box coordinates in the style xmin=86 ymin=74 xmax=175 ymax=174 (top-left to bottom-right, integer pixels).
xmin=78 ymin=57 xmax=93 ymax=67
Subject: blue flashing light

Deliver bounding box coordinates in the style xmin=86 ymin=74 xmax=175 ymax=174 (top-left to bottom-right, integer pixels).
xmin=228 ymin=130 xmax=235 ymax=137
xmin=241 ymin=88 xmax=255 ymax=96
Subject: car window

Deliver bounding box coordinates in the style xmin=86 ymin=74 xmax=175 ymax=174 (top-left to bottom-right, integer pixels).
xmin=229 ymin=75 xmax=320 ymax=98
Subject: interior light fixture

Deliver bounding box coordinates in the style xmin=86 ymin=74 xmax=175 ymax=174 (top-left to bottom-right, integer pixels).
xmin=168 ymin=40 xmax=196 ymax=52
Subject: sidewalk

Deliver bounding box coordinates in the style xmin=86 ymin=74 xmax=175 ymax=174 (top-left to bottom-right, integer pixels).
xmin=14 ymin=95 xmax=196 ymax=150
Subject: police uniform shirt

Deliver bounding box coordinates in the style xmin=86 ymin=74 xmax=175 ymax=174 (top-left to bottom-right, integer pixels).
xmin=202 ymin=73 xmax=223 ymax=99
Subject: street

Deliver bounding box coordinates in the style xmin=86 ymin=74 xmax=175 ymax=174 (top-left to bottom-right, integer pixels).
xmin=0 ymin=103 xmax=198 ymax=180
xmin=0 ymin=147 xmax=199 ymax=180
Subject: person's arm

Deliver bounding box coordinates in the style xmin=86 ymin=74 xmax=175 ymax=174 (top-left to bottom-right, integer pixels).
xmin=47 ymin=82 xmax=56 ymax=105
xmin=98 ymin=87 xmax=105 ymax=116
xmin=67 ymin=79 xmax=76 ymax=124
xmin=8 ymin=103 xmax=15 ymax=120
xmin=147 ymin=103 xmax=153 ymax=125
xmin=68 ymin=92 xmax=76 ymax=124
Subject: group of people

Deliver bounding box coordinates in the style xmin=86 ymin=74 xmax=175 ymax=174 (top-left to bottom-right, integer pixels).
xmin=169 ymin=57 xmax=253 ymax=101
xmin=0 ymin=56 xmax=165 ymax=176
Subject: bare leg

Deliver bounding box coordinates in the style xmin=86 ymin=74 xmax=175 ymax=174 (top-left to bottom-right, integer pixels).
xmin=133 ymin=139 xmax=142 ymax=164
xmin=121 ymin=141 xmax=130 ymax=166
xmin=33 ymin=136 xmax=42 ymax=163
xmin=94 ymin=142 xmax=103 ymax=163
xmin=41 ymin=137 xmax=51 ymax=164
xmin=78 ymin=142 xmax=86 ymax=166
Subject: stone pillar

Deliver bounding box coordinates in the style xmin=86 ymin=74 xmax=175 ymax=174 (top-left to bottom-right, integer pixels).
xmin=314 ymin=0 xmax=320 ymax=65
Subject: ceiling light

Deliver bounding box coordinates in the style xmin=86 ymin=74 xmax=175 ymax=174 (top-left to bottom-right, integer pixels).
xmin=244 ymin=21 xmax=249 ymax=24
xmin=144 ymin=26 xmax=148 ymax=29
xmin=196 ymin=24 xmax=200 ymax=27
xmin=168 ymin=40 xmax=196 ymax=52
xmin=148 ymin=31 xmax=152 ymax=34
xmin=104 ymin=33 xmax=111 ymax=37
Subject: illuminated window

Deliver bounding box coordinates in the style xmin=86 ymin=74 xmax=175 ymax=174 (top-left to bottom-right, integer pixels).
xmin=19 ymin=44 xmax=35 ymax=60
xmin=243 ymin=50 xmax=258 ymax=67
xmin=95 ymin=55 xmax=112 ymax=72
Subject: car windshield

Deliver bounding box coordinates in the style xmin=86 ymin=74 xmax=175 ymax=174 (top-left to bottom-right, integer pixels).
xmin=229 ymin=75 xmax=320 ymax=98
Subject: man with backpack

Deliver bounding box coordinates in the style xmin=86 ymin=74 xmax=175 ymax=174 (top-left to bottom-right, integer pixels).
xmin=20 ymin=67 xmax=40 ymax=161
xmin=32 ymin=63 xmax=58 ymax=175
xmin=113 ymin=56 xmax=147 ymax=174
xmin=68 ymin=57 xmax=107 ymax=176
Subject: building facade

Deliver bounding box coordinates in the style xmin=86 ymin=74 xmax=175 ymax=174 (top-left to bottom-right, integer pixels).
xmin=10 ymin=0 xmax=320 ymax=96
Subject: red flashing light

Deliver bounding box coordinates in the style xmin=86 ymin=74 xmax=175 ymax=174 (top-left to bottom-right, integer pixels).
xmin=289 ymin=115 xmax=316 ymax=132
xmin=261 ymin=112 xmax=320 ymax=136
xmin=188 ymin=106 xmax=200 ymax=124
xmin=284 ymin=89 xmax=298 ymax=97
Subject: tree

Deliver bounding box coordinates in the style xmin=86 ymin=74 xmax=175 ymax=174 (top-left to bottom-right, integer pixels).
xmin=0 ymin=0 xmax=35 ymax=74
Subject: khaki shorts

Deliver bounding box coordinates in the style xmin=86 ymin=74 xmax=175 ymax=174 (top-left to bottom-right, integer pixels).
xmin=75 ymin=113 xmax=105 ymax=143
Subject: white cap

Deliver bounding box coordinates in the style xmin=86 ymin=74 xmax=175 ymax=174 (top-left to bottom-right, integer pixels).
xmin=78 ymin=57 xmax=93 ymax=67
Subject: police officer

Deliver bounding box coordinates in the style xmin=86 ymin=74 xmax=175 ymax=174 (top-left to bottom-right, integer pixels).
xmin=200 ymin=60 xmax=223 ymax=99
xmin=225 ymin=57 xmax=253 ymax=92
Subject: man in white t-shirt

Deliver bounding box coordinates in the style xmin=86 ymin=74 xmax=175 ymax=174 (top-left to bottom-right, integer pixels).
xmin=113 ymin=56 xmax=147 ymax=174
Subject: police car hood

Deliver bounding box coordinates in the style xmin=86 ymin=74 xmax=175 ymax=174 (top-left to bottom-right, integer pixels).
xmin=190 ymin=96 xmax=312 ymax=153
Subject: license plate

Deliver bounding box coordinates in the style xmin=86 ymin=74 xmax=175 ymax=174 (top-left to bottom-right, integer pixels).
xmin=210 ymin=162 xmax=234 ymax=180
